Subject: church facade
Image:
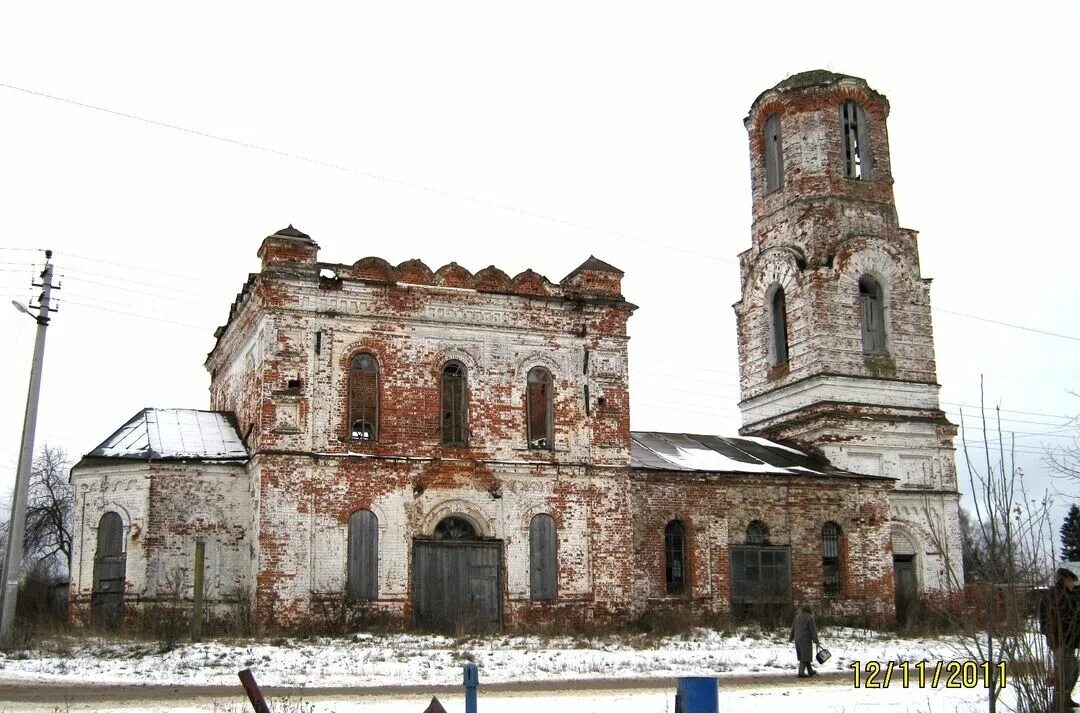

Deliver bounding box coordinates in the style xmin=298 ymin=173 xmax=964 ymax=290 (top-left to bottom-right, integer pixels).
xmin=68 ymin=71 xmax=962 ymax=632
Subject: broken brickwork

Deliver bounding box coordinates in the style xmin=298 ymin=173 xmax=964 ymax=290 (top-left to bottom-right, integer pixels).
xmin=734 ymin=70 xmax=964 ymax=591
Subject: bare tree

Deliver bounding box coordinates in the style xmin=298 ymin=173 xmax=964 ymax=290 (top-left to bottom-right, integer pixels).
xmin=922 ymin=378 xmax=1058 ymax=713
xmin=23 ymin=445 xmax=74 ymax=578
xmin=1045 ymin=393 xmax=1079 ymax=481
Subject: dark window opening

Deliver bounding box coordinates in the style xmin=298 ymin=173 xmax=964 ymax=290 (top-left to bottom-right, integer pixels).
xmin=769 ymin=286 xmax=789 ymax=366
xmin=434 ymin=516 xmax=478 ymax=541
xmin=349 ymin=354 xmax=379 ymax=441
xmin=764 ymin=113 xmax=784 ymax=193
xmin=441 ymin=361 xmax=468 ymax=446
xmin=859 ymin=275 xmax=887 ymax=354
xmin=746 ymin=520 xmax=769 ymax=545
xmin=841 ymin=100 xmax=873 ymax=180
xmin=823 ymin=521 xmax=842 ymax=597
xmin=665 ymin=520 xmax=686 ymax=595
xmin=527 ymin=366 xmax=554 ymax=450
xmin=530 ymin=514 xmax=557 ymax=600
xmin=730 ymin=545 xmax=792 ymax=622
xmin=347 ymin=509 xmax=378 ymax=600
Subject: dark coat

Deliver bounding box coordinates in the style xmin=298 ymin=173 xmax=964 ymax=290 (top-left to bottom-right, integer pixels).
xmin=790 ymin=609 xmax=820 ymax=662
xmin=1040 ymin=584 xmax=1080 ymax=648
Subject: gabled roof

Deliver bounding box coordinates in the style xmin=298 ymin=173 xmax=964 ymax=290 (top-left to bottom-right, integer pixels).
xmin=630 ymin=431 xmax=887 ymax=479
xmin=82 ymin=408 xmax=248 ymax=463
xmin=272 ymin=224 xmax=313 ymax=240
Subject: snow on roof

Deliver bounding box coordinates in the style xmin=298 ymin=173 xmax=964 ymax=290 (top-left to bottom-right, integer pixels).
xmin=630 ymin=431 xmax=864 ymax=477
xmin=86 ymin=408 xmax=248 ymax=461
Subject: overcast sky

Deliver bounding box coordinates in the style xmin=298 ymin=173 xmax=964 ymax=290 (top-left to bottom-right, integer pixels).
xmin=1 ymin=2 xmax=1077 ymax=532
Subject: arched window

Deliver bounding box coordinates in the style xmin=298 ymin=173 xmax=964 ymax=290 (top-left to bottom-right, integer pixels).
xmin=764 ymin=113 xmax=784 ymax=193
xmin=530 ymin=514 xmax=557 ymax=600
xmin=441 ymin=361 xmax=468 ymax=445
xmin=841 ymin=100 xmax=873 ymax=179
xmin=665 ymin=520 xmax=686 ymax=594
xmin=822 ymin=521 xmax=842 ymax=597
xmin=746 ymin=520 xmax=769 ymax=545
xmin=92 ymin=511 xmax=126 ymax=627
xmin=858 ymin=275 xmax=887 ymax=354
xmin=768 ymin=286 xmax=789 ymax=366
xmin=527 ymin=366 xmax=554 ymax=450
xmin=347 ymin=509 xmax=378 ymax=600
xmin=434 ymin=516 xmax=478 ymax=540
xmin=349 ymin=354 xmax=379 ymax=441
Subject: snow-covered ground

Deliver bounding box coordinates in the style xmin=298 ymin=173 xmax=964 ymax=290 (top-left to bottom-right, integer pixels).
xmin=0 ymin=628 xmax=1020 ymax=712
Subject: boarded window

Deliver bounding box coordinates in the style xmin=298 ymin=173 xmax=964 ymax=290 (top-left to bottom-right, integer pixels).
xmin=764 ymin=113 xmax=784 ymax=193
xmin=730 ymin=545 xmax=791 ymax=620
xmin=347 ymin=509 xmax=378 ymax=600
xmin=859 ymin=275 xmax=887 ymax=354
xmin=665 ymin=520 xmax=686 ymax=594
xmin=349 ymin=354 xmax=379 ymax=440
xmin=841 ymin=100 xmax=873 ymax=179
xmin=526 ymin=367 xmax=554 ymax=450
xmin=529 ymin=514 xmax=557 ymax=600
xmin=441 ymin=361 xmax=468 ymax=445
xmin=746 ymin=520 xmax=769 ymax=545
xmin=768 ymin=286 xmax=789 ymax=366
xmin=92 ymin=511 xmax=126 ymax=627
xmin=822 ymin=521 xmax=842 ymax=597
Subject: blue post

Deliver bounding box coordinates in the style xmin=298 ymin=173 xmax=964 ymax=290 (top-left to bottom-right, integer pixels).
xmin=676 ymin=677 xmax=718 ymax=713
xmin=463 ymin=662 xmax=479 ymax=713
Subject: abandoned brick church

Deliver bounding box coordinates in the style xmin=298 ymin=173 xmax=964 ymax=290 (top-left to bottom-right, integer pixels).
xmin=68 ymin=70 xmax=963 ymax=631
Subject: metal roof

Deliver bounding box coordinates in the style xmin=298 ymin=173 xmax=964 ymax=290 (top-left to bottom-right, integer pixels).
xmin=85 ymin=408 xmax=248 ymax=462
xmin=630 ymin=431 xmax=866 ymax=477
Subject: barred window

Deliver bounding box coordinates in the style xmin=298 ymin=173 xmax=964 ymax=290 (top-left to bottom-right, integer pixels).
xmin=441 ymin=361 xmax=468 ymax=445
xmin=349 ymin=354 xmax=379 ymax=440
xmin=823 ymin=521 xmax=842 ymax=597
xmin=526 ymin=367 xmax=554 ymax=450
xmin=665 ymin=520 xmax=686 ymax=594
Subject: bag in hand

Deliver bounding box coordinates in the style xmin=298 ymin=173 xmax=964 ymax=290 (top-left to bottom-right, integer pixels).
xmin=815 ymin=646 xmax=831 ymax=664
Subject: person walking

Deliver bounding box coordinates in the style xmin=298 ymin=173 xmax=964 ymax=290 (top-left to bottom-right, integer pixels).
xmin=1041 ymin=568 xmax=1080 ymax=710
xmin=790 ymin=604 xmax=821 ymax=678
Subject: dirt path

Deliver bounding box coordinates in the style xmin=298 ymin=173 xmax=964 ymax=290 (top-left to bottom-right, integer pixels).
xmin=0 ymin=671 xmax=850 ymax=704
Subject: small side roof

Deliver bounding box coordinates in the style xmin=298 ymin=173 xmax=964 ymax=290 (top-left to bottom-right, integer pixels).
xmin=630 ymin=431 xmax=888 ymax=479
xmin=82 ymin=408 xmax=248 ymax=463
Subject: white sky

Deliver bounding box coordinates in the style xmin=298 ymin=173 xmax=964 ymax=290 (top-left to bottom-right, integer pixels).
xmin=1 ymin=2 xmax=1077 ymax=530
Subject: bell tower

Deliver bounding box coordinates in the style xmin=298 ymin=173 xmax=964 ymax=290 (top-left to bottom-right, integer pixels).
xmin=734 ymin=71 xmax=963 ymax=597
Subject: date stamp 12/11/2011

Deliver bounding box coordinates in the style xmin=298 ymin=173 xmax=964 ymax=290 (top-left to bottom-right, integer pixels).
xmin=850 ymin=661 xmax=1007 ymax=689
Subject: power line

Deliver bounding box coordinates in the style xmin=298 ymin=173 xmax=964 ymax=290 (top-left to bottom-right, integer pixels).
xmin=935 ymin=308 xmax=1080 ymax=342
xmin=57 ymin=265 xmax=204 ymax=296
xmin=0 ymin=80 xmax=737 ymax=266
xmin=63 ymin=251 xmax=206 ymax=283
xmin=58 ymin=298 xmax=206 ymax=331
xmin=945 ymin=402 xmax=1078 ymax=421
xmin=58 ymin=274 xmax=211 ymax=306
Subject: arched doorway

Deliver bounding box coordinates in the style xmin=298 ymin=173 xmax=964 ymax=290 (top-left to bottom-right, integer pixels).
xmin=92 ymin=512 xmax=126 ymax=628
xmin=892 ymin=527 xmax=919 ymax=626
xmin=413 ymin=515 xmax=502 ymax=633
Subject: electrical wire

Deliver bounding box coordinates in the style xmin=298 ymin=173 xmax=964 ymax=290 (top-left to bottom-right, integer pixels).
xmin=58 ymin=298 xmax=206 ymax=330
xmin=0 ymin=80 xmax=738 ymax=266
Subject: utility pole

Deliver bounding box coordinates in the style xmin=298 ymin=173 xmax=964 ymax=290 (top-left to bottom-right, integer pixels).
xmin=0 ymin=250 xmax=57 ymax=649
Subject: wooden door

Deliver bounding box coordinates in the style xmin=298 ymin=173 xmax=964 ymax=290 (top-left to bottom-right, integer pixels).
xmin=413 ymin=540 xmax=502 ymax=633
xmin=92 ymin=512 xmax=126 ymax=628
xmin=894 ymin=555 xmax=917 ymax=624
